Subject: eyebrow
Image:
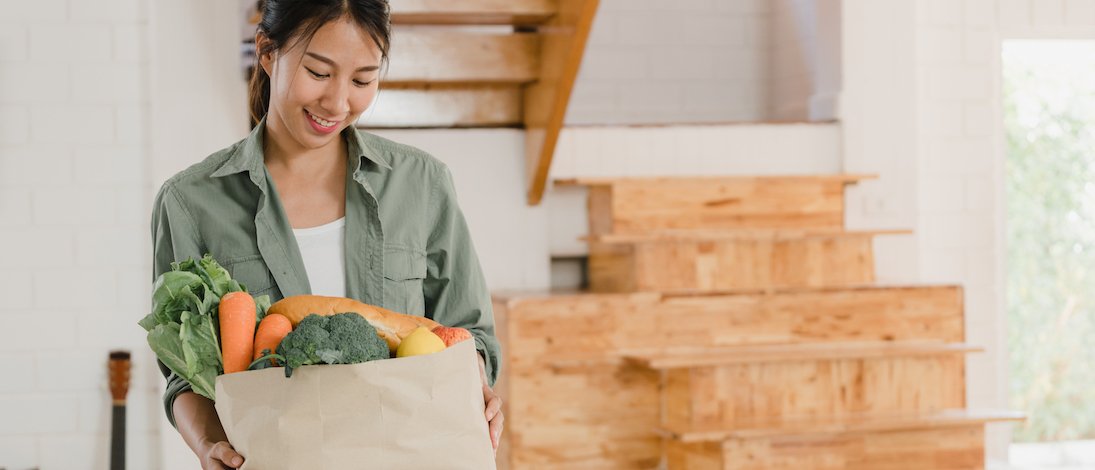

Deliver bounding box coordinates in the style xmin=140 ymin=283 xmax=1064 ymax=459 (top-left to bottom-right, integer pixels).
xmin=305 ymin=52 xmax=379 ymax=72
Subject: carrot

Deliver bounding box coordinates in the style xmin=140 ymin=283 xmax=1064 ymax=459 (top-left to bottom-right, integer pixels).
xmin=253 ymin=313 xmax=293 ymax=366
xmin=219 ymin=291 xmax=257 ymax=374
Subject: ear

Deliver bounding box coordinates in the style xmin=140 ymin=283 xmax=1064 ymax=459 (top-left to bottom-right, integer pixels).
xmin=255 ymin=31 xmax=274 ymax=76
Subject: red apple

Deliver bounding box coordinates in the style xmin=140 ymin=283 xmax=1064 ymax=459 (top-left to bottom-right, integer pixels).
xmin=430 ymin=325 xmax=473 ymax=347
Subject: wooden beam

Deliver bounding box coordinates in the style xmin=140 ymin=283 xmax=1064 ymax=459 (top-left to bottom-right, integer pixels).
xmin=524 ymin=0 xmax=600 ymax=205
xmin=390 ymin=0 xmax=556 ymax=26
xmin=361 ymin=84 xmax=522 ymax=128
xmin=386 ymin=29 xmax=540 ymax=84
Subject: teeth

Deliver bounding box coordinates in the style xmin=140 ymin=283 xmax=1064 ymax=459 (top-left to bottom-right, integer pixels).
xmin=308 ymin=112 xmax=335 ymax=127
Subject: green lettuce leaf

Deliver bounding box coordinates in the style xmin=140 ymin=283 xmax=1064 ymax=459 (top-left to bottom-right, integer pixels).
xmin=179 ymin=310 xmax=221 ymax=399
xmin=198 ymin=254 xmax=234 ymax=298
xmin=254 ymin=294 xmax=272 ymax=323
xmin=141 ymin=271 xmax=205 ymax=331
xmin=147 ymin=322 xmax=187 ymax=378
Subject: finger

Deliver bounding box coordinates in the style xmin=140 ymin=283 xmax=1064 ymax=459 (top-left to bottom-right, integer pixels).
xmin=489 ymin=412 xmax=504 ymax=449
xmin=484 ymin=395 xmax=502 ymax=421
xmin=211 ymin=442 xmax=245 ymax=469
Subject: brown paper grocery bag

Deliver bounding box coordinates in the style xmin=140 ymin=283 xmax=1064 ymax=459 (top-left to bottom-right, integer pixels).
xmin=214 ymin=340 xmax=496 ymax=470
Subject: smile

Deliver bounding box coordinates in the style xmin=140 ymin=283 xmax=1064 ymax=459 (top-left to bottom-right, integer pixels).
xmin=306 ymin=110 xmax=338 ymax=129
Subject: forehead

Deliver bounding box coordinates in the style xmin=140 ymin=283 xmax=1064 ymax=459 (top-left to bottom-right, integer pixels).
xmin=296 ymin=16 xmax=382 ymax=65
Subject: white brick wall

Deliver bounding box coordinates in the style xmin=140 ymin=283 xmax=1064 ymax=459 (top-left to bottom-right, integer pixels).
xmin=567 ymin=0 xmax=776 ymax=124
xmin=0 ymin=0 xmax=156 ymax=468
xmin=568 ymin=0 xmax=837 ymax=124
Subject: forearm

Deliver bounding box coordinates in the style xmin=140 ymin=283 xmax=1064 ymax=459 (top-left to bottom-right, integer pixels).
xmin=172 ymin=391 xmax=229 ymax=454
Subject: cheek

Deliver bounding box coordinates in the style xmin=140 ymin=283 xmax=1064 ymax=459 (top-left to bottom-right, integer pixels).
xmin=287 ymin=79 xmax=327 ymax=107
xmin=350 ymin=86 xmax=379 ymax=112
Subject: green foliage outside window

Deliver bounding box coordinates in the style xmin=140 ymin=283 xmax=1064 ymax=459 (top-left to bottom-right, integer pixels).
xmin=1005 ymin=41 xmax=1095 ymax=442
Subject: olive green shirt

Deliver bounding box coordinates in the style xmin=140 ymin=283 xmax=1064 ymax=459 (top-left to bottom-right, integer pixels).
xmin=151 ymin=121 xmax=500 ymax=428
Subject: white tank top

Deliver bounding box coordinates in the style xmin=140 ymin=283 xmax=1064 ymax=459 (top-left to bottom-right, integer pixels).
xmin=291 ymin=217 xmax=347 ymax=298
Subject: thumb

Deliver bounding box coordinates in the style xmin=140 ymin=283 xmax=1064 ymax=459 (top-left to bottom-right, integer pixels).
xmin=211 ymin=441 xmax=245 ymax=468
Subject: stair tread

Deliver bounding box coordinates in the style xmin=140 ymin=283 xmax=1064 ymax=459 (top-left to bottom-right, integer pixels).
xmin=586 ymin=228 xmax=912 ymax=244
xmin=385 ymin=30 xmax=540 ymax=84
xmin=390 ymin=0 xmax=555 ymax=25
xmin=492 ymin=282 xmax=962 ymax=304
xmin=555 ymin=174 xmax=878 ymax=187
xmin=621 ymin=340 xmax=981 ymax=370
xmin=661 ymin=409 xmax=1026 ymax=443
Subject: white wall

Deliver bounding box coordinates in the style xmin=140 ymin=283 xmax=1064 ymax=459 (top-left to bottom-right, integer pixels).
xmin=569 ymin=0 xmax=838 ymax=125
xmin=566 ymin=0 xmax=773 ymax=124
xmin=0 ymin=0 xmax=158 ymax=469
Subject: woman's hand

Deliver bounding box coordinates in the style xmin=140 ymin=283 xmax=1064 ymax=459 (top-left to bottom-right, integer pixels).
xmin=478 ymin=355 xmax=504 ymax=452
xmin=199 ymin=439 xmax=245 ymax=469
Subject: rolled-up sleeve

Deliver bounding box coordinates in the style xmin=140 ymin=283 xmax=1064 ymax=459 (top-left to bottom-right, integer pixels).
xmin=150 ymin=182 xmax=204 ymax=428
xmin=421 ymin=165 xmax=502 ymax=386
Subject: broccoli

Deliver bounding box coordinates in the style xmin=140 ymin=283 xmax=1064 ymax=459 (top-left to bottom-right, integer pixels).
xmin=275 ymin=313 xmax=390 ymax=377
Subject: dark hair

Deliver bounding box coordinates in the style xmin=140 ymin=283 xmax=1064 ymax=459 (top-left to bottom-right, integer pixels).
xmin=249 ymin=0 xmax=391 ymax=126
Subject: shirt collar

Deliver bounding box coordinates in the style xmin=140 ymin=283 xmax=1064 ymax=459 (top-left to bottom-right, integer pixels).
xmin=210 ymin=116 xmax=392 ymax=183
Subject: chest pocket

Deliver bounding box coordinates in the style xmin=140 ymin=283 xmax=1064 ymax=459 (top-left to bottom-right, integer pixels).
xmin=224 ymin=254 xmax=278 ymax=297
xmin=383 ymin=245 xmax=427 ymax=316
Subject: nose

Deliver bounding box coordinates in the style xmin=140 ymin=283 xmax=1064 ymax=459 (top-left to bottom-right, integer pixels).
xmin=318 ymin=80 xmax=351 ymax=118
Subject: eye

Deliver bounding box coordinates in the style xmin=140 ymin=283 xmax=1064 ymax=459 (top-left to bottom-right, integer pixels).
xmin=305 ymin=67 xmax=329 ymax=79
xmin=353 ymin=79 xmax=374 ymax=88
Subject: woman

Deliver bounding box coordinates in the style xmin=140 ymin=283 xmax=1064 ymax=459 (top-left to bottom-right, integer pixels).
xmin=150 ymin=1 xmax=503 ymax=467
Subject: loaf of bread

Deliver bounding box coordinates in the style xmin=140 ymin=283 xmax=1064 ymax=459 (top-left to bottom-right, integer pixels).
xmin=266 ymin=295 xmax=441 ymax=351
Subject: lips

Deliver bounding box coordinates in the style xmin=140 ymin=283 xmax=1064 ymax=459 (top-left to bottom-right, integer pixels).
xmin=305 ymin=109 xmax=340 ymax=134
xmin=307 ymin=110 xmax=338 ymax=128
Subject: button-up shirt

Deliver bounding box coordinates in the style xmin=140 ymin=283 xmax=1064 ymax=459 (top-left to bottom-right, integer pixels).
xmin=151 ymin=120 xmax=500 ymax=427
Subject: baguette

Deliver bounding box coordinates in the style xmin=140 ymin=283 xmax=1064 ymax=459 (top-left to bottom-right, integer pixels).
xmin=267 ymin=295 xmax=441 ymax=351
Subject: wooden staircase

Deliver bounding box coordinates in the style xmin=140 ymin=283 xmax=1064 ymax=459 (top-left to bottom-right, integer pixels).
xmin=492 ymin=175 xmax=1021 ymax=469
xmin=368 ymin=0 xmax=600 ymax=205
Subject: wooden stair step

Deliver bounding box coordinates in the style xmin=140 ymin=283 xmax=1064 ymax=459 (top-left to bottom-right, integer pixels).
xmin=557 ymin=174 xmax=877 ymax=235
xmin=589 ymin=230 xmax=886 ymax=294
xmin=660 ymin=409 xmax=1026 ymax=443
xmin=364 ymin=83 xmax=522 ymax=128
xmin=493 ymin=284 xmax=966 ymax=366
xmin=588 ymin=228 xmax=912 ymax=244
xmin=623 ymin=341 xmax=981 ymax=370
xmin=386 ymin=29 xmax=540 ymax=84
xmin=555 ymin=174 xmax=877 ymax=187
xmin=390 ymin=0 xmax=556 ymax=26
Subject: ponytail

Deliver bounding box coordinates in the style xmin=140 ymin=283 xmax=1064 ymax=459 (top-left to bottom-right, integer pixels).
xmin=248 ymin=41 xmax=272 ymax=127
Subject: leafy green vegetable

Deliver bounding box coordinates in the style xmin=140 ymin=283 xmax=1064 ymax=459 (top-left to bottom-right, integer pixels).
xmin=147 ymin=323 xmax=186 ymax=376
xmin=254 ymin=294 xmax=272 ymax=323
xmin=140 ymin=254 xmax=270 ymax=400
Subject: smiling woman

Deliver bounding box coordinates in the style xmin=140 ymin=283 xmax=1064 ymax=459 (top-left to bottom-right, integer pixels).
xmin=150 ymin=1 xmax=503 ymax=468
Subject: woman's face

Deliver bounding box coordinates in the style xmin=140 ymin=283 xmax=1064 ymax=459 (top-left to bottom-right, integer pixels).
xmin=259 ymin=16 xmax=382 ymax=152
